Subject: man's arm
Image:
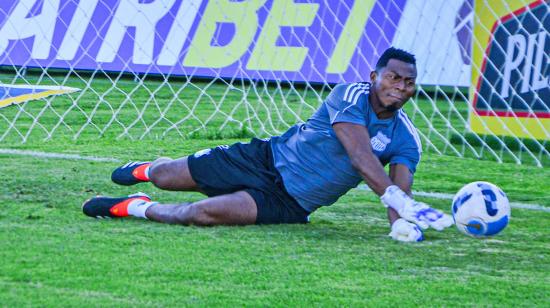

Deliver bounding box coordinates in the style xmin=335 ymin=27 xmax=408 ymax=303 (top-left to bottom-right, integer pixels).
xmin=388 ymin=163 xmax=413 ymax=225
xmin=332 ymin=122 xmax=393 ymax=195
xmin=333 ymin=122 xmax=453 ymax=232
xmin=333 ymin=122 xmax=410 ymax=225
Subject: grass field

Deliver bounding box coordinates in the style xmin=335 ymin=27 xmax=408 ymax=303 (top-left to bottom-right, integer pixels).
xmin=0 ymin=73 xmax=549 ymax=306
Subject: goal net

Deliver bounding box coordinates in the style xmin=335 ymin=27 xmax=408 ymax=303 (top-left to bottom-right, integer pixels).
xmin=0 ymin=0 xmax=548 ymax=166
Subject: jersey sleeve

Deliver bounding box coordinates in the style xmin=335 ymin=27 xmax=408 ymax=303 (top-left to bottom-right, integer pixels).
xmin=390 ymin=114 xmax=422 ymax=174
xmin=390 ymin=145 xmax=420 ymax=174
xmin=325 ymin=83 xmax=369 ymax=126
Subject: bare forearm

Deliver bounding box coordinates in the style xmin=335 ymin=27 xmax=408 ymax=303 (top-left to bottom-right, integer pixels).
xmin=354 ymin=157 xmax=401 ymax=225
xmin=351 ymin=151 xmax=393 ymax=195
xmin=332 ymin=122 xmax=403 ymax=196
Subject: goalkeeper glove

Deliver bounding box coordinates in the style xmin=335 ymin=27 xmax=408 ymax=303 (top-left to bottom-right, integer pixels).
xmin=381 ymin=185 xmax=454 ymax=231
xmin=389 ymin=218 xmax=424 ymax=242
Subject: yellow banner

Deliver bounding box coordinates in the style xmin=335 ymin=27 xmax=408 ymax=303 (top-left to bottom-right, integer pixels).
xmin=470 ymin=0 xmax=549 ymax=140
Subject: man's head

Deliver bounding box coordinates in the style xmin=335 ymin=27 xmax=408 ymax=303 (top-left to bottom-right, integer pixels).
xmin=370 ymin=47 xmax=417 ymax=117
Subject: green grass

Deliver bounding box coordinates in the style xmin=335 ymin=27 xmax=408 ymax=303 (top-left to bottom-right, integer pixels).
xmin=0 ymin=138 xmax=549 ymax=306
xmin=0 ymin=72 xmax=549 ymax=306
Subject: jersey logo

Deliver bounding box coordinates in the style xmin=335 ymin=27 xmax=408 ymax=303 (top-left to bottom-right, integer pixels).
xmin=370 ymin=132 xmax=391 ymax=152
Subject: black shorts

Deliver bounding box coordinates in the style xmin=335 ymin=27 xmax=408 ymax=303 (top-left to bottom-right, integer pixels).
xmin=187 ymin=138 xmax=310 ymax=224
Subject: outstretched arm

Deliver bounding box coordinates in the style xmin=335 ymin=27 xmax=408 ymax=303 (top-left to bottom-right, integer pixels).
xmin=332 ymin=122 xmax=393 ymax=196
xmin=333 ymin=122 xmax=453 ymax=232
xmin=333 ymin=122 xmax=407 ymax=225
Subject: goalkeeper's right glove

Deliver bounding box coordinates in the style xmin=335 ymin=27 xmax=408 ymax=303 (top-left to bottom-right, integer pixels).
xmin=380 ymin=185 xmax=454 ymax=231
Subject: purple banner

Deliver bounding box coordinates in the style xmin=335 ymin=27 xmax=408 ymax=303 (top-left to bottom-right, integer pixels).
xmin=0 ymin=0 xmax=406 ymax=83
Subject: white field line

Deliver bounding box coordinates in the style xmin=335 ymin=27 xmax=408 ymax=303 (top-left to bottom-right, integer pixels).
xmin=0 ymin=148 xmax=120 ymax=162
xmin=358 ymin=184 xmax=550 ymax=213
xmin=1 ymin=148 xmax=548 ymax=213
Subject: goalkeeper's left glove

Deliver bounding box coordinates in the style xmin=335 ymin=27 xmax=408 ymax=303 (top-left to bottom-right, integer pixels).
xmin=381 ymin=185 xmax=454 ymax=231
xmin=389 ymin=218 xmax=424 ymax=242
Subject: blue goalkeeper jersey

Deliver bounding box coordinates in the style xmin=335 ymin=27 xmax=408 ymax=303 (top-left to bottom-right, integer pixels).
xmin=270 ymin=82 xmax=422 ymax=212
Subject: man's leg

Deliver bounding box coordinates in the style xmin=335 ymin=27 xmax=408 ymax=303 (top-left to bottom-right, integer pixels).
xmin=83 ymin=190 xmax=257 ymax=225
xmin=112 ymin=156 xmax=201 ymax=192
xmin=148 ymin=157 xmax=201 ymax=191
xmin=145 ymin=191 xmax=257 ymax=225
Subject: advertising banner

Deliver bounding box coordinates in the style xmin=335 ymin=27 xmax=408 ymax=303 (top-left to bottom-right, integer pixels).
xmin=391 ymin=0 xmax=472 ymax=87
xmin=470 ymin=0 xmax=549 ymax=140
xmin=0 ymin=0 xmax=406 ymax=84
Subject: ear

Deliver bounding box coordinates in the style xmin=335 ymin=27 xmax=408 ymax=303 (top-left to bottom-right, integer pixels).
xmin=370 ymin=71 xmax=378 ymax=83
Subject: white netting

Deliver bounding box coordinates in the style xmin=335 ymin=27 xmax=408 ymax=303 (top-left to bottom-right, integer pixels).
xmin=0 ymin=0 xmax=548 ymax=166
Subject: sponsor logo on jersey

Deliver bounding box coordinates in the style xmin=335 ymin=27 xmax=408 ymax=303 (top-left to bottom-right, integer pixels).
xmin=370 ymin=131 xmax=391 ymax=152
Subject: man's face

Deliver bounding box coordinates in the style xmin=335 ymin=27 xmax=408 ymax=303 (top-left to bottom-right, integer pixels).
xmin=370 ymin=59 xmax=417 ymax=112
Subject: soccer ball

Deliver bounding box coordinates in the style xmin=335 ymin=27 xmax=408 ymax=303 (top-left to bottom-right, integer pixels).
xmin=451 ymin=181 xmax=510 ymax=237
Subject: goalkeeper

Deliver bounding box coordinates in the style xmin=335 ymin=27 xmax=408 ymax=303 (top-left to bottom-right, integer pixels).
xmin=83 ymin=47 xmax=453 ymax=242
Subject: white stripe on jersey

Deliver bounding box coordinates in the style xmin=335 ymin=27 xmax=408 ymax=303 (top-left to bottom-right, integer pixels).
xmin=349 ymin=87 xmax=367 ymax=105
xmin=343 ymin=83 xmax=370 ymax=105
xmin=398 ymin=110 xmax=422 ymax=156
xmin=333 ymin=83 xmax=371 ymax=120
xmin=340 ymin=83 xmax=370 ymax=117
xmin=343 ymin=83 xmax=355 ymax=102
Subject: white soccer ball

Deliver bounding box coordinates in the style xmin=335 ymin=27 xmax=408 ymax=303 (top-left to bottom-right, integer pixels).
xmin=451 ymin=181 xmax=511 ymax=237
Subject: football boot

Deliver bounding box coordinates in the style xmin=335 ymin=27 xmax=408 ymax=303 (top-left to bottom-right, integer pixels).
xmin=82 ymin=192 xmax=151 ymax=218
xmin=111 ymin=161 xmax=151 ymax=185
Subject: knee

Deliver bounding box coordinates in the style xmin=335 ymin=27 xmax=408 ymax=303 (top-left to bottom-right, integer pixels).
xmin=149 ymin=158 xmax=173 ymax=189
xmin=175 ymin=203 xmax=214 ymax=226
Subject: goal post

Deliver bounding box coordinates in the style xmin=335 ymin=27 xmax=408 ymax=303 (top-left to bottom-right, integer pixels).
xmin=0 ymin=0 xmax=548 ymax=166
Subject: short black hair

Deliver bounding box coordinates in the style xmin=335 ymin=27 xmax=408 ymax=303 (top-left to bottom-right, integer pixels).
xmin=375 ymin=47 xmax=416 ymax=72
